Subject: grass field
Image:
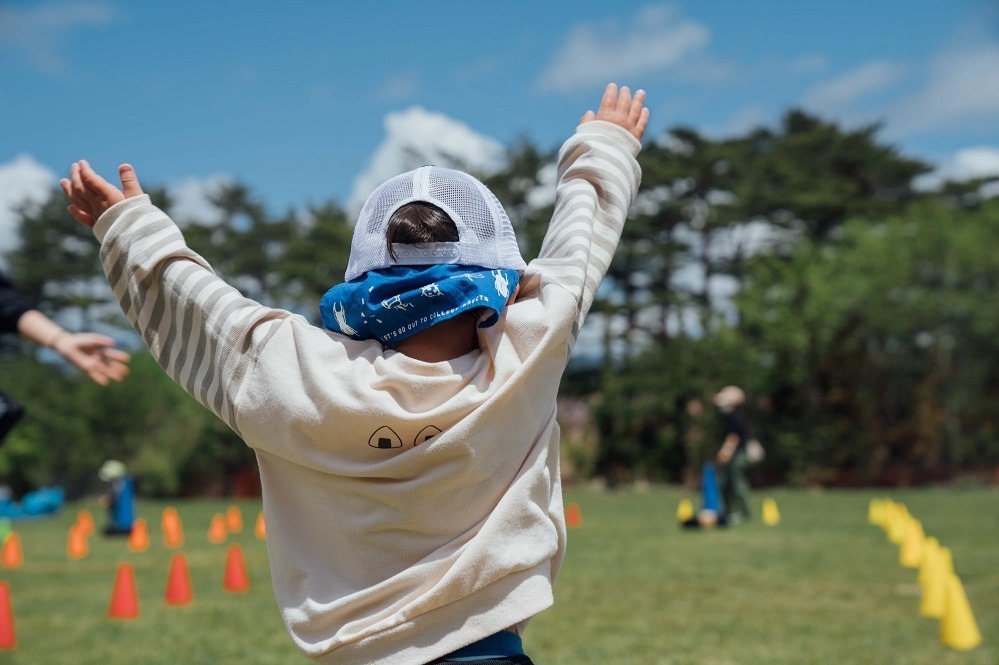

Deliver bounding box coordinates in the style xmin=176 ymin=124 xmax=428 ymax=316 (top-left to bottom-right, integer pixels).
xmin=0 ymin=487 xmax=995 ymax=665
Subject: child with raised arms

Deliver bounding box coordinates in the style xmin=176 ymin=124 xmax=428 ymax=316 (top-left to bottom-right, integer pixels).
xmin=62 ymin=83 xmax=648 ymax=665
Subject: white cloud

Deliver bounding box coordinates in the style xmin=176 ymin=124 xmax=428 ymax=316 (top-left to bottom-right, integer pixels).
xmin=891 ymin=43 xmax=999 ymax=134
xmin=0 ymin=155 xmax=56 ymax=265
xmin=937 ymin=147 xmax=999 ymax=180
xmin=802 ymin=61 xmax=906 ymax=111
xmin=167 ymin=175 xmax=236 ymax=226
xmin=913 ymin=146 xmax=999 ymax=191
xmin=535 ymin=4 xmax=710 ymax=93
xmin=348 ymin=107 xmax=504 ymax=215
xmin=979 ymin=180 xmax=999 ymax=199
xmin=0 ymin=1 xmax=115 ymax=74
xmin=525 ymin=163 xmax=558 ymax=210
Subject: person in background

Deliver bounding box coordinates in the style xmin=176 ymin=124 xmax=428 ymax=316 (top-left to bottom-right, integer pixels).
xmin=98 ymin=459 xmax=135 ymax=535
xmin=0 ymin=269 xmax=130 ymax=448
xmin=714 ymin=385 xmax=752 ymax=524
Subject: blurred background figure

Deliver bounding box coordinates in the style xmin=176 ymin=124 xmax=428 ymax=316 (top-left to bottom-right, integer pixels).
xmin=714 ymin=385 xmax=752 ymax=524
xmin=1 ymin=268 xmax=130 ymax=450
xmin=98 ymin=459 xmax=135 ymax=536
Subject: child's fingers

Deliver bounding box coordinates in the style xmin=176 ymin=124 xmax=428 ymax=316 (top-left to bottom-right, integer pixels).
xmin=579 ymin=110 xmax=596 ymax=125
xmin=616 ymin=86 xmax=632 ymax=115
xmin=59 ymin=177 xmax=74 ymax=201
xmin=599 ymin=83 xmax=618 ymax=115
xmin=70 ymin=162 xmax=89 ymax=201
xmin=634 ymin=107 xmax=650 ymax=140
xmin=67 ymin=205 xmax=96 ymax=227
xmin=79 ymin=160 xmax=121 ymax=200
xmin=628 ymin=89 xmax=647 ymax=124
xmin=119 ymin=164 xmax=144 ymax=198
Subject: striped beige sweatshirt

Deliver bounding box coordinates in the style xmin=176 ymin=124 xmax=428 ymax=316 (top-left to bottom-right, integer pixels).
xmin=94 ymin=120 xmax=641 ymax=665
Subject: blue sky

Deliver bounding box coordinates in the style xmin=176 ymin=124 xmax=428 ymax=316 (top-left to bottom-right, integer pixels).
xmin=1 ymin=0 xmax=997 ymax=237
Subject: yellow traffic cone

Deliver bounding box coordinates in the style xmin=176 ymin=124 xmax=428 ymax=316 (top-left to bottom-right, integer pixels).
xmin=881 ymin=500 xmax=898 ymax=535
xmin=939 ymin=546 xmax=954 ymax=576
xmin=920 ymin=539 xmax=946 ymax=619
xmin=940 ymin=573 xmax=982 ymax=650
xmin=918 ymin=536 xmax=939 ymax=588
xmin=899 ymin=519 xmax=924 ymax=568
xmin=888 ymin=507 xmax=911 ymax=544
xmin=762 ymin=498 xmax=780 ymax=526
xmin=867 ymin=498 xmax=883 ymax=526
xmin=676 ymin=499 xmax=694 ymax=522
xmin=919 ymin=549 xmax=951 ymax=619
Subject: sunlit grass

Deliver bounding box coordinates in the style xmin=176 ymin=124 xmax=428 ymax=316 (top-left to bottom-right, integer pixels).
xmin=1 ymin=489 xmax=995 ymax=664
xmin=534 ymin=486 xmax=997 ymax=665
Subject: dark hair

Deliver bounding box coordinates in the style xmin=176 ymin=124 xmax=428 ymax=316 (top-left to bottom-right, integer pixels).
xmin=385 ymin=202 xmax=458 ymax=260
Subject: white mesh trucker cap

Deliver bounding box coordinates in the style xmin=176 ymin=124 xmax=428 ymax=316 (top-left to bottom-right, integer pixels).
xmin=345 ymin=166 xmax=527 ymax=281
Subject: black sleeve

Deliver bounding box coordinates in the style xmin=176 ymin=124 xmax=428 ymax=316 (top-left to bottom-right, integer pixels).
xmin=0 ymin=270 xmax=35 ymax=334
xmin=726 ymin=410 xmax=749 ymax=449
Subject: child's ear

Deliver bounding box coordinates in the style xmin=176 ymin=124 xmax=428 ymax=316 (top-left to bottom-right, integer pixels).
xmin=507 ymin=284 xmax=520 ymax=306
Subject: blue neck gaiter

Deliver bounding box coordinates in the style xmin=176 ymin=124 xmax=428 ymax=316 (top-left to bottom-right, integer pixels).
xmin=319 ymin=264 xmax=520 ymax=345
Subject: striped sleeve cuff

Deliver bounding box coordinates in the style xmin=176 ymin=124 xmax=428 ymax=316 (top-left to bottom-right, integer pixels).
xmin=93 ymin=194 xmax=153 ymax=244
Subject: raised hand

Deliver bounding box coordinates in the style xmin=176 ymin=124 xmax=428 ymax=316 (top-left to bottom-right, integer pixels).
xmin=579 ymin=83 xmax=650 ymax=142
xmin=52 ymin=332 xmax=131 ymax=386
xmin=60 ymin=161 xmax=144 ymax=228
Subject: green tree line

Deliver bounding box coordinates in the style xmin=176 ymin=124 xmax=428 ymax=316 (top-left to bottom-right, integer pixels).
xmin=2 ymin=110 xmax=997 ymax=495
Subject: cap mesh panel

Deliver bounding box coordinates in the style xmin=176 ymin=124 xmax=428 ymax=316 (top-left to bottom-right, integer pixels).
xmin=346 ymin=166 xmax=526 ymax=280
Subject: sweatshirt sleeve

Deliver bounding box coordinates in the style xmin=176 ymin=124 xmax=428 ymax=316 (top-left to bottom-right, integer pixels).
xmin=525 ymin=120 xmax=642 ymax=348
xmin=93 ymin=195 xmax=294 ymax=436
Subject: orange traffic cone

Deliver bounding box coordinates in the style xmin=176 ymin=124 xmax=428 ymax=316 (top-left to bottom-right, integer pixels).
xmin=225 ymin=506 xmax=243 ymax=534
xmin=254 ymin=511 xmax=266 ymax=540
xmin=0 ymin=581 xmax=16 ymax=650
xmin=1 ymin=532 xmax=22 ymax=569
xmin=207 ymin=514 xmax=227 ymax=544
xmin=108 ymin=563 xmax=140 ymax=619
xmin=128 ymin=518 xmax=149 ymax=553
xmin=164 ymin=553 xmax=194 ymax=606
xmin=223 ymin=544 xmax=250 ymax=593
xmin=162 ymin=508 xmax=184 ymax=549
xmin=76 ymin=509 xmax=95 ymax=537
xmin=565 ymin=503 xmax=583 ymax=529
xmin=67 ymin=524 xmax=89 ymax=560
